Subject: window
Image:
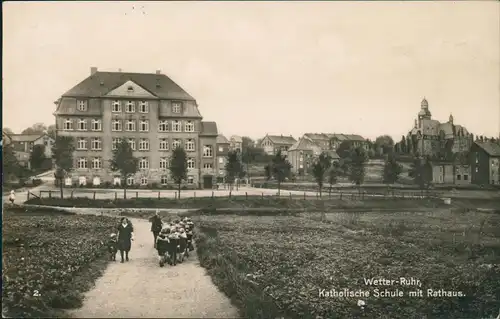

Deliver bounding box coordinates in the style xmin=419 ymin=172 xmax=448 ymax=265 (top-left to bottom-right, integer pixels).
xmin=172 ymin=102 xmax=181 ymax=113
xmin=203 ymin=145 xmax=213 ymax=157
xmin=125 ymin=101 xmax=135 ymax=113
xmin=219 ymin=157 xmax=224 ymax=164
xmin=172 ymin=120 xmax=181 ymax=132
xmin=65 ymin=177 xmax=72 ymax=186
xmin=112 ymin=119 xmax=122 ymax=131
xmin=158 ymin=120 xmax=169 ymax=132
xmin=139 ymin=138 xmax=149 ymax=151
xmin=186 ymin=139 xmax=195 ymax=151
xmin=112 ymin=100 xmax=121 ymax=112
xmin=91 ymin=119 xmax=102 ymax=131
xmin=93 ymin=176 xmax=101 ymax=186
xmin=160 ymin=175 xmax=168 ymax=185
xmin=139 ymin=101 xmax=149 ymax=113
xmin=218 ymin=146 xmax=223 ymax=152
xmin=79 ymin=176 xmax=87 ymax=186
xmin=91 ymin=138 xmax=102 ymax=150
xmin=63 ymin=119 xmax=73 ymax=131
xmin=126 ymin=176 xmax=134 ymax=186
xmin=112 ymin=138 xmax=120 ymax=150
xmin=299 ymin=156 xmax=303 ymax=162
xmin=77 ymin=138 xmax=88 ymax=150
xmin=92 ymin=157 xmax=102 ymax=169
xmin=475 ymin=167 xmax=479 ymax=173
xmin=127 ymin=86 xmax=134 ymax=92
xmin=187 ymin=176 xmax=194 ymax=184
xmin=139 ymin=158 xmax=149 ymax=169
xmin=204 ymin=163 xmax=213 ymax=169
xmin=172 ymin=139 xmax=181 ymax=149
xmin=126 ymin=120 xmax=136 ymax=131
xmin=77 ymin=100 xmax=88 ymax=111
xmin=113 ymin=177 xmax=121 ymax=186
xmin=128 ymin=138 xmax=136 ymax=151
xmin=139 ymin=120 xmax=149 ymax=132
xmin=140 ymin=177 xmax=148 ymax=186
xmin=77 ymin=158 xmax=88 ymax=169
xmin=78 ymin=119 xmax=87 ymax=131
xmin=185 ymin=121 xmax=194 ymax=132
xmin=159 ymin=138 xmax=169 ymax=151
xmin=160 ymin=157 xmax=169 ymax=169
xmin=187 ymin=158 xmax=195 ymax=169
xmin=464 ymin=175 xmax=468 ymax=180
xmin=457 ymin=175 xmax=461 ymax=181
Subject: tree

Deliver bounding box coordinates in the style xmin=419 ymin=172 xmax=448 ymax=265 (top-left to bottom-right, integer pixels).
xmin=348 ymin=147 xmax=367 ymax=191
xmin=270 ymin=150 xmax=292 ymax=196
xmin=375 ymin=135 xmax=395 ymax=155
xmin=110 ymin=138 xmax=139 ymax=200
xmin=3 ymin=143 xmax=21 ymax=183
xmin=29 ymin=144 xmax=46 ymax=171
xmin=337 ymin=141 xmax=353 ymax=159
xmin=311 ymin=152 xmax=332 ymax=197
xmin=168 ymin=146 xmax=188 ymax=199
xmin=225 ymin=150 xmax=242 ymax=191
xmin=382 ymin=153 xmax=403 ymax=185
xmin=47 ymin=124 xmax=56 ymax=139
xmin=264 ymin=164 xmax=272 ymax=181
xmin=22 ymin=123 xmax=47 ymax=135
xmin=400 ymin=136 xmax=407 ymax=153
xmin=52 ymin=136 xmax=75 ymax=199
xmin=3 ymin=127 xmax=14 ymax=135
xmin=327 ymin=161 xmax=341 ymax=195
xmin=406 ymin=137 xmax=413 ymax=154
xmin=408 ymin=156 xmax=433 ymax=190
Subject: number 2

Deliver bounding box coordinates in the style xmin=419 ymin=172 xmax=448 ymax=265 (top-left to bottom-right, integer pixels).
xmin=33 ymin=290 xmax=40 ymax=297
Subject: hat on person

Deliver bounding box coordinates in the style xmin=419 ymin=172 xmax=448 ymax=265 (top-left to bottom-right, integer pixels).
xmin=110 ymin=233 xmax=117 ymax=238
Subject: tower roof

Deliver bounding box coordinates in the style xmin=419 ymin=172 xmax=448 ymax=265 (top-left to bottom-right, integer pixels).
xmin=421 ymin=98 xmax=428 ymax=108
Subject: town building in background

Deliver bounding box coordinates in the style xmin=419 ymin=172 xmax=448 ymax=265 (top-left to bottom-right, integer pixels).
xmin=407 ymin=98 xmax=473 ymax=157
xmin=229 ymin=135 xmax=242 ymax=152
xmin=5 ymin=133 xmax=54 ymax=168
xmin=287 ymin=136 xmax=340 ymax=175
xmin=54 ymin=67 xmax=218 ymax=188
xmin=259 ymin=134 xmax=297 ymax=155
xmin=470 ymin=140 xmax=500 ymax=186
xmin=215 ymin=134 xmax=230 ymax=183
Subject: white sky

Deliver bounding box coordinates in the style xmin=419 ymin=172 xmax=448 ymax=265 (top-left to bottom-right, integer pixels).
xmin=3 ymin=1 xmax=500 ymax=142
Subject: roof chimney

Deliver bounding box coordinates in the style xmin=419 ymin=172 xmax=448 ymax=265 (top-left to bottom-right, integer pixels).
xmin=90 ymin=67 xmax=98 ymax=75
xmin=118 ymin=68 xmax=122 ymax=72
xmin=156 ymin=70 xmax=161 ymax=74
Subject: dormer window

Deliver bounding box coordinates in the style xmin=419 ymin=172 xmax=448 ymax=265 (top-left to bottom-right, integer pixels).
xmin=127 ymin=86 xmax=134 ymax=92
xmin=172 ymin=102 xmax=182 ymax=113
xmin=77 ymin=100 xmax=88 ymax=112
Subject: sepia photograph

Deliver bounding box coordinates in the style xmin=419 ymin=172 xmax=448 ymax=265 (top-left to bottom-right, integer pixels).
xmin=2 ymin=1 xmax=500 ymax=318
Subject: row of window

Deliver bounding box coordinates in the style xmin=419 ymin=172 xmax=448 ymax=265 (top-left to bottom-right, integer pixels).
xmin=63 ymin=119 xmax=195 ymax=133
xmin=70 ymin=175 xmax=195 ymax=187
xmin=77 ymin=100 xmax=184 ymax=114
xmin=75 ymin=137 xmax=215 ymax=156
xmin=75 ymin=157 xmax=214 ymax=170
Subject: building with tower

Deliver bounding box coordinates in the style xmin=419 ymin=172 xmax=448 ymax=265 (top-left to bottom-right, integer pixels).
xmin=407 ymin=98 xmax=473 ymax=157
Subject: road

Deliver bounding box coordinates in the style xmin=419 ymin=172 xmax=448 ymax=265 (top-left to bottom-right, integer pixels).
xmin=67 ymin=216 xmax=240 ymax=318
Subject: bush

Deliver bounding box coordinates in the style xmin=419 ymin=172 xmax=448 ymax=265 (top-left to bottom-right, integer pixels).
xmin=196 ymin=214 xmax=500 ymax=319
xmin=2 ymin=210 xmax=118 ymax=317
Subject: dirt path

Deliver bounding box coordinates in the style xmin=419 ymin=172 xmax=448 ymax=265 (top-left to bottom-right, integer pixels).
xmin=67 ymin=217 xmax=240 ymax=318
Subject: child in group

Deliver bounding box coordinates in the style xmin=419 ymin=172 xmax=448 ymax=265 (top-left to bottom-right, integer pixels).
xmin=167 ymin=226 xmax=180 ymax=266
xmin=185 ymin=225 xmax=194 ymax=257
xmin=178 ymin=228 xmax=188 ymax=262
xmin=108 ymin=233 xmax=118 ymax=261
xmin=156 ymin=228 xmax=171 ymax=267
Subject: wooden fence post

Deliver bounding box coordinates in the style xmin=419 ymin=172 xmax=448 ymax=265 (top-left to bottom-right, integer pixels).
xmin=49 ymin=190 xmax=52 ymax=199
xmin=262 ymin=192 xmax=264 ymax=200
xmin=245 ymin=192 xmax=248 ymax=200
xmin=93 ymin=191 xmax=96 ymax=200
xmin=340 ymin=192 xmax=343 ymax=200
xmin=229 ymin=191 xmax=232 ymax=199
xmin=71 ymin=191 xmax=74 ymax=199
xmin=115 ymin=192 xmax=117 ymax=200
xmin=136 ymin=192 xmax=138 ymax=199
xmin=158 ymin=191 xmax=160 ymax=200
xmin=304 ymin=192 xmax=306 ymax=200
xmin=290 ymin=192 xmax=292 ymax=199
xmin=27 ymin=192 xmax=30 ymax=201
xmin=212 ymin=191 xmax=214 ymax=199
xmin=194 ymin=192 xmax=196 ymax=201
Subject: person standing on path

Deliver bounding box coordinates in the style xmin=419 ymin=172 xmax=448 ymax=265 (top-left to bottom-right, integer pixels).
xmin=150 ymin=210 xmax=163 ymax=248
xmin=8 ymin=190 xmax=16 ymax=206
xmin=117 ymin=217 xmax=134 ymax=263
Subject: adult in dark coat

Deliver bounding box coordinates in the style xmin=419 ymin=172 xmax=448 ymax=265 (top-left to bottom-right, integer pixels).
xmin=117 ymin=217 xmax=134 ymax=263
xmin=150 ymin=210 xmax=163 ymax=248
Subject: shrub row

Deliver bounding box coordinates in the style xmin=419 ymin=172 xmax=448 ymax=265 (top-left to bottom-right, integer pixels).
xmin=2 ymin=210 xmax=118 ymax=317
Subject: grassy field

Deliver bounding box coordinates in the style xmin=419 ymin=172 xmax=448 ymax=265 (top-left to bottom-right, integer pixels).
xmin=2 ymin=207 xmax=118 ymax=318
xmin=195 ymin=210 xmax=500 ymax=319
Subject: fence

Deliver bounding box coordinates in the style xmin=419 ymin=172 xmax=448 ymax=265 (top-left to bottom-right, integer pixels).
xmin=31 ymin=188 xmax=437 ymax=202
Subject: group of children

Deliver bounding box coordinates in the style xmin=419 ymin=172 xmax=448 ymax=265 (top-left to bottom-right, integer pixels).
xmin=156 ymin=217 xmax=195 ymax=267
